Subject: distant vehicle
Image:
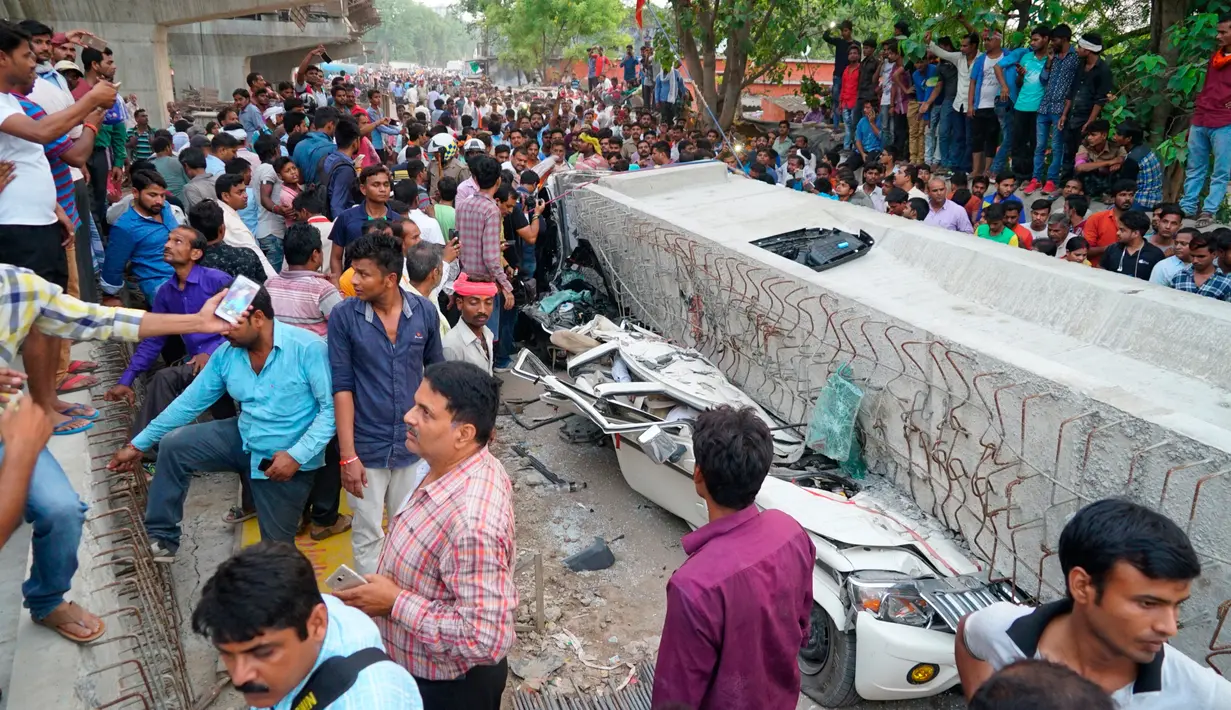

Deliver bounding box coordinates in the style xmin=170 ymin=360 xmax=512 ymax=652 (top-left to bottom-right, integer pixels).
xmin=445 ymin=60 xmax=465 ymax=72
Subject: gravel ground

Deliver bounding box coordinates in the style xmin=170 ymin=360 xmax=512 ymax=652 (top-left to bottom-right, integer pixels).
xmin=494 ymin=372 xmax=964 ymax=710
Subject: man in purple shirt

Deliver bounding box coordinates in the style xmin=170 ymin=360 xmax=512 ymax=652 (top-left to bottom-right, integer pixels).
xmin=652 ymin=405 xmax=815 ymax=710
xmin=105 ymin=227 xmax=236 ymax=435
xmin=922 ymin=177 xmax=974 ymax=233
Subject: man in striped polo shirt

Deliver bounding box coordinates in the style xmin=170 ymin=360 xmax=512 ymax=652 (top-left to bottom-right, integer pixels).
xmin=264 ymin=221 xmax=341 ymax=338
xmin=264 ymin=220 xmax=350 ymax=542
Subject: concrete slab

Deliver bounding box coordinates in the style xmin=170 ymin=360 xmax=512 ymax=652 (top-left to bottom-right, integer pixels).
xmin=555 ymin=162 xmax=1231 ymax=661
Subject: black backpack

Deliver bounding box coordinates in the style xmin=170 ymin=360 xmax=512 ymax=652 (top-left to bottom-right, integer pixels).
xmin=289 ymin=647 xmax=390 ymax=710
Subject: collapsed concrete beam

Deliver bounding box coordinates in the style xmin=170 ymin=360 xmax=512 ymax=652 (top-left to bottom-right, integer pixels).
xmin=556 ymin=162 xmax=1231 ymax=663
xmin=4 ymin=0 xmax=323 ymax=27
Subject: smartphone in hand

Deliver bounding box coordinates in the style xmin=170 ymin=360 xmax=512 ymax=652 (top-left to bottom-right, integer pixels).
xmin=327 ymin=564 xmax=368 ymax=592
xmin=215 ymin=274 xmax=262 ymax=325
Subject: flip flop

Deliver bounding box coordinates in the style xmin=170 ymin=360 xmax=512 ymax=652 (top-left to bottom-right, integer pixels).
xmin=57 ymin=403 xmax=99 ymax=420
xmin=53 ymin=417 xmax=93 ymax=436
xmin=1196 ymin=213 xmax=1215 ymax=228
xmin=67 ymin=360 xmax=99 ymax=374
xmin=56 ymin=373 xmax=98 ymax=394
xmin=35 ymin=601 xmax=106 ymax=644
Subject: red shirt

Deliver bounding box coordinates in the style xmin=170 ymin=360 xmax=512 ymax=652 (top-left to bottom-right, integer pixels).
xmin=1195 ymin=53 xmax=1231 ymax=128
xmin=1083 ymin=209 xmax=1120 ymax=253
xmin=840 ymin=66 xmax=860 ymax=109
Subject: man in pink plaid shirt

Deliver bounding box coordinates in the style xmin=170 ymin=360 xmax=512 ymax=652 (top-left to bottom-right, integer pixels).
xmin=336 ymin=361 xmax=515 ymax=710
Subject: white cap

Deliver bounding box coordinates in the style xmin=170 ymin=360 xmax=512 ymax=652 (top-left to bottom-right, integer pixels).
xmin=53 ymin=60 xmax=82 ymax=75
xmin=463 ymin=138 xmax=486 ymax=152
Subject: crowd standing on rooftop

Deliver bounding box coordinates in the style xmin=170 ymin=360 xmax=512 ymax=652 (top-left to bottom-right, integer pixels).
xmin=0 ymin=9 xmax=1230 ymax=710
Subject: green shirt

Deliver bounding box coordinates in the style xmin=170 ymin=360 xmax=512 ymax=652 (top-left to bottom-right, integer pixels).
xmin=1015 ymin=53 xmax=1048 ymax=113
xmin=151 ymin=156 xmax=188 ymax=201
xmin=434 ymin=203 xmax=456 ymax=238
xmin=975 ymin=223 xmax=1019 ymax=247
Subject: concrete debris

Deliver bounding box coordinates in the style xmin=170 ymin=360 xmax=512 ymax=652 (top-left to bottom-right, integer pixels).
xmin=562 ymin=537 xmax=616 ymax=572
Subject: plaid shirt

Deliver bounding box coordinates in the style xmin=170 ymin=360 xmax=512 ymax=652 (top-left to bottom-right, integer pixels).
xmin=1 ymin=264 xmax=144 ymax=368
xmin=456 ymin=192 xmax=512 ymax=292
xmin=1130 ymin=145 xmax=1163 ymax=209
xmin=375 ymin=446 xmax=517 ymax=680
xmin=1170 ymin=266 xmax=1231 ymax=301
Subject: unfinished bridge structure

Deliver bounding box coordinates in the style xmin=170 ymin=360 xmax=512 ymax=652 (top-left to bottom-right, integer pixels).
xmin=550 ymin=162 xmax=1231 ymax=667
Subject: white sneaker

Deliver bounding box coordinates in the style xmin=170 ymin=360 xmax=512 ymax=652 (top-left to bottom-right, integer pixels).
xmin=149 ymin=540 xmax=176 ymax=563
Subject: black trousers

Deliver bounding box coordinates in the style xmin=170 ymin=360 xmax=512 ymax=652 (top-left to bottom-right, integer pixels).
xmin=415 ymin=659 xmax=508 ymax=710
xmin=87 ymin=148 xmax=109 ymax=235
xmin=305 ymin=437 xmax=341 ymax=526
xmin=72 ymin=179 xmax=98 ymax=303
xmin=1012 ymin=110 xmax=1037 ymax=182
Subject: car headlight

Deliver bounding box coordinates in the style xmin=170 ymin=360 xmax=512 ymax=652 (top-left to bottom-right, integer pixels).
xmin=847 ymin=572 xmax=934 ymax=628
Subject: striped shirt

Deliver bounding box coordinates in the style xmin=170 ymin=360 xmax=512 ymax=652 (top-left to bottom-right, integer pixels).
xmin=15 ymin=94 xmax=78 ymax=229
xmin=131 ymin=128 xmax=154 ymax=161
xmin=265 ymin=269 xmax=343 ymax=337
xmin=270 ymin=595 xmax=423 ymax=710
xmin=1 ymin=264 xmax=144 ymax=369
xmin=375 ymin=446 xmax=517 ymax=680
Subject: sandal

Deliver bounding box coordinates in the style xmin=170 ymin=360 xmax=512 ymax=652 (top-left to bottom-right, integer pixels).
xmin=35 ymin=601 xmax=106 ymax=644
xmin=222 ymin=506 xmax=256 ymax=524
xmin=57 ymin=403 xmax=99 ymax=420
xmin=56 ymin=373 xmax=98 ymax=394
xmin=67 ymin=360 xmax=99 ymax=374
xmin=1196 ymin=212 xmax=1215 ymax=228
xmin=53 ymin=417 xmax=93 ymax=436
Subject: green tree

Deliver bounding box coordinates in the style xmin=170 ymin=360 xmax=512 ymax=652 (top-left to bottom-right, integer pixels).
xmin=484 ymin=0 xmax=629 ymax=81
xmin=666 ymin=0 xmax=841 ymax=130
xmin=369 ymin=0 xmax=477 ymax=67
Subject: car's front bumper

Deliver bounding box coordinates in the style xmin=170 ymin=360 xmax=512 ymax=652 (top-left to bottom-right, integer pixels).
xmin=853 ymin=611 xmax=960 ymax=701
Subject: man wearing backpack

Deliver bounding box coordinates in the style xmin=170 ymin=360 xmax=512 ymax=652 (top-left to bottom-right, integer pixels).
xmin=293 ymin=106 xmax=340 ymax=186
xmin=322 ymin=118 xmax=361 ymax=220
xmin=193 ymin=542 xmax=422 ymax=710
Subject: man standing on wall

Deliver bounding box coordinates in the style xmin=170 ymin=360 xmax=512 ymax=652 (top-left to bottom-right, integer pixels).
xmin=1182 ymin=14 xmax=1231 ymax=227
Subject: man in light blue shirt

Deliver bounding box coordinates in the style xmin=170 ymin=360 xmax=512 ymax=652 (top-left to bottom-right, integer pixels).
xmin=192 ymin=542 xmax=422 ymax=710
xmin=110 ymin=289 xmax=334 ymax=562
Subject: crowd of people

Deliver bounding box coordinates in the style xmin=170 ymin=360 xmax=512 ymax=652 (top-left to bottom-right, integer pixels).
xmin=747 ymin=15 xmax=1231 ymax=302
xmin=0 ymin=9 xmax=1230 ymax=710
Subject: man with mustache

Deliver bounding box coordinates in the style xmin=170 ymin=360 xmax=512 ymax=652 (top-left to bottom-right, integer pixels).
xmin=956 ymin=499 xmax=1231 ymax=706
xmin=104 ymin=227 xmax=236 ymax=437
xmin=441 ymin=273 xmax=495 ymax=374
xmin=337 ymin=361 xmax=514 ymax=710
xmin=193 ymin=541 xmax=421 ymax=710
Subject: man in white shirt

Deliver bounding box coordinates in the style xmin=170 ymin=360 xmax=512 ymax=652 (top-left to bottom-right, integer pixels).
xmin=215 ymin=172 xmax=277 ymax=278
xmin=441 ymin=273 xmax=495 ymax=374
xmin=956 ymin=499 xmax=1231 ymax=708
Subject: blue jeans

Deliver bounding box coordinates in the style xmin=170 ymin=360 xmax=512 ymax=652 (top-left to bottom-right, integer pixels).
xmin=991 ymin=101 xmax=1013 ymax=174
xmin=258 ymin=235 xmax=283 ymax=273
xmin=879 ymin=104 xmax=893 ymax=153
xmin=843 ymin=108 xmax=856 ymax=150
xmin=1033 ymin=113 xmax=1065 ymax=182
xmin=944 ymin=106 xmax=969 ymax=170
xmin=145 ymin=418 xmax=315 ymax=552
xmin=1182 ymin=123 xmax=1231 ymax=216
xmin=494 ymin=291 xmax=517 ymax=369
xmin=1 ymin=444 xmax=88 ymax=620
xmin=925 ymin=110 xmax=942 ymax=165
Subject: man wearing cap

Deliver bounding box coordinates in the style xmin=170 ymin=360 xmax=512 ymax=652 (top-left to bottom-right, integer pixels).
xmin=454 ymin=137 xmax=488 ymax=202
xmin=441 ymin=273 xmax=495 ymax=374
xmin=50 ymin=32 xmax=76 ymax=63
xmin=1063 ymin=33 xmax=1112 ymax=179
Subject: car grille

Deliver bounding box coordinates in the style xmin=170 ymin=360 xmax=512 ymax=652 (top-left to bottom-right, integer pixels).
xmin=916 ymin=576 xmax=1024 ymax=631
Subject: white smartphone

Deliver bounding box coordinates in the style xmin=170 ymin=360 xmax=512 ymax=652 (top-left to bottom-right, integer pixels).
xmin=327 ymin=564 xmax=367 ymax=593
xmin=214 ymin=274 xmax=262 ymax=324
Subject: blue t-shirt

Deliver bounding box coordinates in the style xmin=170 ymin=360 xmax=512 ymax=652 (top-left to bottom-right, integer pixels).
xmin=912 ymin=65 xmax=939 ymax=120
xmin=621 ymin=56 xmax=639 ymax=82
xmin=855 ymin=116 xmax=882 ymax=153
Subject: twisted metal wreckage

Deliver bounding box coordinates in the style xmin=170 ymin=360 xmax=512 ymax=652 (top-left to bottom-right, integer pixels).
xmin=505 ymin=164 xmax=1231 ymax=705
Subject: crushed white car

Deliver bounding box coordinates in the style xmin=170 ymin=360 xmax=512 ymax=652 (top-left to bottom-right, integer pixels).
xmin=511 ymin=319 xmax=1025 ymax=706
